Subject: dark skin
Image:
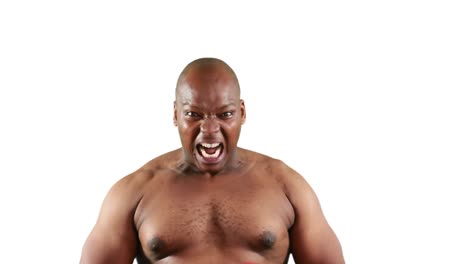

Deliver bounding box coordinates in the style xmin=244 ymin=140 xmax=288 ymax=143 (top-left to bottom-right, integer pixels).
xmin=80 ymin=58 xmax=345 ymax=264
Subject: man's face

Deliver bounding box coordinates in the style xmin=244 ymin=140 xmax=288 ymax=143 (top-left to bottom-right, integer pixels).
xmin=174 ymin=68 xmax=246 ymax=174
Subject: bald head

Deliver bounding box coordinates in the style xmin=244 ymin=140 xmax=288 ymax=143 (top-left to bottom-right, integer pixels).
xmin=175 ymin=58 xmax=240 ymax=100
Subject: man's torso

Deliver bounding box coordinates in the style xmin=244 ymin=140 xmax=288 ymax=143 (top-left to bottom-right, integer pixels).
xmin=130 ymin=149 xmax=295 ymax=264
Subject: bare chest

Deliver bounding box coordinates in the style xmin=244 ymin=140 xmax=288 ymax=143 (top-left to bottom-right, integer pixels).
xmin=134 ymin=174 xmax=294 ymax=262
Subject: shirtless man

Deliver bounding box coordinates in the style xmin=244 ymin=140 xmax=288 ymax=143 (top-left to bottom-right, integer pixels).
xmin=80 ymin=58 xmax=344 ymax=264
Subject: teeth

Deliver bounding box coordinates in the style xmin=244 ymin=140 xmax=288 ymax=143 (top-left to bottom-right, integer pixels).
xmin=201 ymin=142 xmax=220 ymax=148
xmin=200 ymin=145 xmax=221 ymax=158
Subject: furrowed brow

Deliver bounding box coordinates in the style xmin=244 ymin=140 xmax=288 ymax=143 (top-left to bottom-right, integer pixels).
xmin=218 ymin=103 xmax=236 ymax=110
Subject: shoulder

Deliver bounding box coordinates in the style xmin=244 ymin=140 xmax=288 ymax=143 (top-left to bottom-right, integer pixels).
xmin=239 ymin=147 xmax=287 ymax=169
xmin=109 ymin=149 xmax=181 ymax=205
xmin=240 ymin=148 xmax=306 ymax=193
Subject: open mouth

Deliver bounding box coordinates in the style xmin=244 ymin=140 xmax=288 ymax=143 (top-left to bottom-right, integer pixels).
xmin=196 ymin=142 xmax=224 ymax=161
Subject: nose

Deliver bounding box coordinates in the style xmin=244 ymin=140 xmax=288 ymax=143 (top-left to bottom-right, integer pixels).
xmin=200 ymin=117 xmax=220 ymax=134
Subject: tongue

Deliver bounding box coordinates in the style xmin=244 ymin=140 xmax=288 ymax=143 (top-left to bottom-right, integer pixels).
xmin=204 ymin=147 xmax=217 ymax=154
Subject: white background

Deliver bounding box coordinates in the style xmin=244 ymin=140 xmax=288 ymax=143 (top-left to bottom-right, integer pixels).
xmin=1 ymin=1 xmax=467 ymax=263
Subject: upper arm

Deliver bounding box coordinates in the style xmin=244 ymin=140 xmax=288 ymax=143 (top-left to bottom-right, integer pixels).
xmin=283 ymin=167 xmax=344 ymax=264
xmin=80 ymin=175 xmax=143 ymax=264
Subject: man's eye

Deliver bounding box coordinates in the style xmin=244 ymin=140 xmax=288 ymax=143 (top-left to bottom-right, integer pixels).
xmin=185 ymin=111 xmax=201 ymax=118
xmin=220 ymin=112 xmax=233 ymax=118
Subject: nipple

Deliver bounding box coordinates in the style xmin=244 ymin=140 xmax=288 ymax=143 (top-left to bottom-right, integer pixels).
xmin=260 ymin=231 xmax=276 ymax=249
xmin=148 ymin=236 xmax=165 ymax=252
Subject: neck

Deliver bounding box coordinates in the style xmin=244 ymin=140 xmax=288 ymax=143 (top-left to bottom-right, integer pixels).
xmin=176 ymin=148 xmax=245 ymax=177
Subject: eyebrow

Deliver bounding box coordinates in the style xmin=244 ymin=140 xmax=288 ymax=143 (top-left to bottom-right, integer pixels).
xmin=182 ymin=102 xmax=236 ymax=110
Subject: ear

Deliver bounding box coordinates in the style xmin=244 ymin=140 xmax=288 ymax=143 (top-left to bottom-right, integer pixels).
xmin=240 ymin=99 xmax=246 ymax=124
xmin=173 ymin=101 xmax=178 ymax=126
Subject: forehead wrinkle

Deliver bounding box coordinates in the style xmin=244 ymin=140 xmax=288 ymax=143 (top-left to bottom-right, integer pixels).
xmin=181 ymin=102 xmax=238 ymax=114
xmin=183 ymin=102 xmax=235 ymax=107
xmin=178 ymin=85 xmax=237 ymax=103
